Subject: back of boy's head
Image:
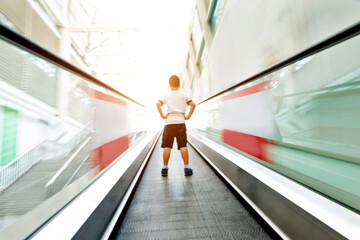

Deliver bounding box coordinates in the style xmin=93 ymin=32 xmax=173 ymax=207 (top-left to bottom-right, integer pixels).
xmin=169 ymin=75 xmax=180 ymax=88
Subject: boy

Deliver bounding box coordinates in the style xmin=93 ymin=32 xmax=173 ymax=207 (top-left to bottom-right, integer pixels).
xmin=156 ymin=75 xmax=196 ymax=176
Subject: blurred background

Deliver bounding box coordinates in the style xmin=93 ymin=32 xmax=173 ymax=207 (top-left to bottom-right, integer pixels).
xmin=1 ymin=0 xmax=194 ymax=107
xmin=0 ymin=0 xmax=360 ymax=238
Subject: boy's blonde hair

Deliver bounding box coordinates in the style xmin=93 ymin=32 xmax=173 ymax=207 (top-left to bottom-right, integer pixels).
xmin=169 ymin=75 xmax=180 ymax=88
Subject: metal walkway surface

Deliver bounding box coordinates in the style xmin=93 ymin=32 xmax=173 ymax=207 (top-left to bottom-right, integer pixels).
xmin=115 ymin=140 xmax=272 ymax=240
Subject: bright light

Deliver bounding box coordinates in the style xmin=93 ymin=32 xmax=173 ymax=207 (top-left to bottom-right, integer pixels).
xmin=85 ymin=0 xmax=195 ymax=108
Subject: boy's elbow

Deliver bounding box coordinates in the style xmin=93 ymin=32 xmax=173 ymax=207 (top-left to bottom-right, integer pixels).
xmin=156 ymin=101 xmax=163 ymax=107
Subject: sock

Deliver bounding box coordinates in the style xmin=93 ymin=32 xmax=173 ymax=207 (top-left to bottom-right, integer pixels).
xmin=184 ymin=164 xmax=189 ymax=169
xmin=163 ymin=165 xmax=168 ymax=169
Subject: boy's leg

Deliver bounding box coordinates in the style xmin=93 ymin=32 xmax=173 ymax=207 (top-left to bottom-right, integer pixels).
xmin=179 ymin=147 xmax=189 ymax=165
xmin=161 ymin=147 xmax=171 ymax=176
xmin=163 ymin=147 xmax=171 ymax=166
xmin=180 ymin=147 xmax=192 ymax=176
xmin=161 ymin=125 xmax=174 ymax=176
xmin=176 ymin=124 xmax=192 ymax=175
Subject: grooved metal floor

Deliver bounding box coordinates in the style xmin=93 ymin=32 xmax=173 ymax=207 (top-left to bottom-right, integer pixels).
xmin=116 ymin=140 xmax=272 ymax=240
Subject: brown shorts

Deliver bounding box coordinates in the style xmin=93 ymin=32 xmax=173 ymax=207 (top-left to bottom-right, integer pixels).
xmin=161 ymin=124 xmax=187 ymax=150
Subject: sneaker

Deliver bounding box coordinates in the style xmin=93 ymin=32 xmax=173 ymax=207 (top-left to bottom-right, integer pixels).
xmin=184 ymin=168 xmax=193 ymax=176
xmin=161 ymin=168 xmax=168 ymax=176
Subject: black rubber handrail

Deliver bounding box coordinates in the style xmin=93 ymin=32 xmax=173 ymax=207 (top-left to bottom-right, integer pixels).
xmin=198 ymin=21 xmax=360 ymax=105
xmin=0 ymin=23 xmax=144 ymax=107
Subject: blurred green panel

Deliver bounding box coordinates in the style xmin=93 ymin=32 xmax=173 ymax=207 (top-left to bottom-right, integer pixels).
xmin=267 ymin=143 xmax=360 ymax=210
xmin=197 ymin=40 xmax=208 ymax=74
xmin=210 ymin=0 xmax=226 ymax=33
xmin=1 ymin=106 xmax=18 ymax=166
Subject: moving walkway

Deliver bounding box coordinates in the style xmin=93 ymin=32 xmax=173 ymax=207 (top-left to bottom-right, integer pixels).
xmin=1 ymin=22 xmax=360 ymax=240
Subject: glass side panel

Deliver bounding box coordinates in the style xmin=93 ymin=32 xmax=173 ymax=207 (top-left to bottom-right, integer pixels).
xmin=0 ymin=36 xmax=155 ymax=235
xmin=189 ymin=33 xmax=360 ymax=212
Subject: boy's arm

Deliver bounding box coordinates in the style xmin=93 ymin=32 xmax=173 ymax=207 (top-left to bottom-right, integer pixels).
xmin=185 ymin=101 xmax=196 ymax=120
xmin=156 ymin=100 xmax=168 ymax=119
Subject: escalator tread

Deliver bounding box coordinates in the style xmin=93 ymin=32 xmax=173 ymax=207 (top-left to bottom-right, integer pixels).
xmin=116 ymin=140 xmax=271 ymax=240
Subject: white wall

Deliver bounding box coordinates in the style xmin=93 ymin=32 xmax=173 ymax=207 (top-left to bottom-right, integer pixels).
xmin=17 ymin=115 xmax=63 ymax=155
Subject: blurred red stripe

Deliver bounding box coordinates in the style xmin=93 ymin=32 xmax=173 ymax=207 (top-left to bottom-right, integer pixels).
xmin=222 ymin=129 xmax=272 ymax=164
xmin=222 ymin=80 xmax=272 ymax=101
xmin=94 ymin=91 xmax=126 ymax=105
xmin=91 ymin=135 xmax=129 ymax=171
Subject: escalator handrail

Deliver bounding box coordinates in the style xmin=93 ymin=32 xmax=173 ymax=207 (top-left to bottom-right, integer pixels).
xmin=0 ymin=23 xmax=144 ymax=107
xmin=197 ymin=21 xmax=360 ymax=105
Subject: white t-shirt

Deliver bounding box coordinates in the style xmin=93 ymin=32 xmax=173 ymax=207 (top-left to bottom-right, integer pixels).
xmin=160 ymin=90 xmax=192 ymax=125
